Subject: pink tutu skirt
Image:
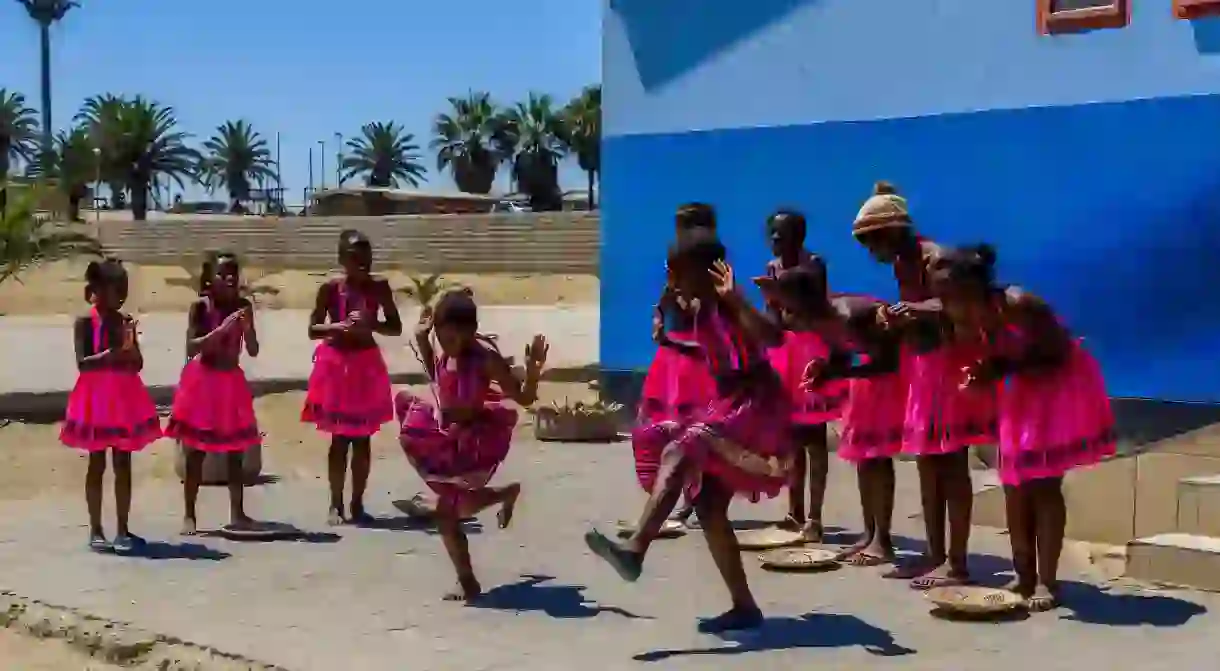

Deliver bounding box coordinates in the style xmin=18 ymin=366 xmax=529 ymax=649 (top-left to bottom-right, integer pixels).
xmin=769 ymin=331 xmax=849 ymax=426
xmin=902 ymin=342 xmax=998 ymax=456
xmin=60 ymin=370 xmax=162 ymax=452
xmin=633 ymin=331 xmax=716 ymax=492
xmin=838 ymin=369 xmax=907 ymax=462
xmin=166 ymin=359 xmax=260 ymax=453
xmin=633 ymin=382 xmax=793 ymax=500
xmin=395 ymin=391 xmax=518 ymax=509
xmin=301 ymin=343 xmax=394 ymax=437
xmin=997 ymin=340 xmax=1116 ymax=486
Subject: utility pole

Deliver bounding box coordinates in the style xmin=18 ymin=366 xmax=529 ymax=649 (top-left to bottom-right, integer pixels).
xmin=307 ymin=145 xmax=314 ymax=217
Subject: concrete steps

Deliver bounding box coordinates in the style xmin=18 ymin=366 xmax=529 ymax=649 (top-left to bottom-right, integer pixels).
xmin=1126 ymin=474 xmax=1220 ymax=591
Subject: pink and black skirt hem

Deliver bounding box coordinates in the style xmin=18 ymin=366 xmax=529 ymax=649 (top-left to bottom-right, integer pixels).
xmin=60 ymin=417 xmax=162 ymax=453
xmin=301 ymin=344 xmax=394 ymax=437
xmin=165 ymin=420 xmax=260 ymax=452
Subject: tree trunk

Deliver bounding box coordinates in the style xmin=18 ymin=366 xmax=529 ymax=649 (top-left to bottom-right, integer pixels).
xmin=108 ymin=182 xmax=126 ymax=210
xmin=453 ymin=159 xmax=495 ymax=194
xmin=68 ymin=193 xmax=82 ymax=222
xmin=131 ymin=181 xmax=149 ymax=221
xmin=586 ymin=169 xmax=596 ymax=209
xmin=38 ymin=24 xmax=54 ymax=173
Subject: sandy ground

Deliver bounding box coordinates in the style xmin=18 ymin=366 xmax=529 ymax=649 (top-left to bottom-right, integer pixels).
xmin=0 ymin=627 xmax=120 ymax=669
xmin=0 ymin=384 xmax=601 ymax=504
xmin=0 ymin=260 xmax=599 ymax=315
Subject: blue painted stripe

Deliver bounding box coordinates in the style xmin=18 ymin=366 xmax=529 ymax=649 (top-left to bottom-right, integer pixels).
xmin=601 ymin=93 xmax=1220 ymax=402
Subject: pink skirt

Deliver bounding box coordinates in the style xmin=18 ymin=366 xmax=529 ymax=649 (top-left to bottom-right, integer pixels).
xmin=997 ymin=341 xmax=1116 ymax=486
xmin=395 ymin=391 xmax=518 ymax=509
xmin=902 ymin=343 xmax=998 ymax=456
xmin=838 ymin=370 xmax=907 ymax=462
xmin=60 ymin=370 xmax=162 ymax=452
xmin=165 ymin=359 xmax=260 ymax=452
xmin=634 ymin=331 xmax=716 ymax=492
xmin=769 ymin=331 xmax=848 ymax=426
xmin=633 ymin=382 xmax=793 ymax=500
xmin=301 ymin=343 xmax=394 ymax=437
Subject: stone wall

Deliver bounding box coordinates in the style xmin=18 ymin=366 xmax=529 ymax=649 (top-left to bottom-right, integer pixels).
xmin=97 ymin=212 xmax=599 ymax=274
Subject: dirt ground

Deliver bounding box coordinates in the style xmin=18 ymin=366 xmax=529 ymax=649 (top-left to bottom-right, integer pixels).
xmin=0 ymin=383 xmax=602 ymax=504
xmin=0 ymin=260 xmax=599 ymax=315
xmin=0 ymin=627 xmax=119 ymax=669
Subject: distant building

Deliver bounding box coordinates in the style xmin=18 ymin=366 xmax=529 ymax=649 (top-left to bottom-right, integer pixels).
xmin=602 ymin=0 xmax=1220 ymax=433
xmin=310 ymin=187 xmax=506 ymax=216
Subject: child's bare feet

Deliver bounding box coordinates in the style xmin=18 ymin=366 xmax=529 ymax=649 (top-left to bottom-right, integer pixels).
xmin=327 ymin=506 xmax=344 ymax=527
xmin=909 ymin=563 xmax=971 ymax=590
xmin=1026 ymin=584 xmax=1060 ymax=612
xmin=497 ymin=484 xmax=521 ymax=529
xmin=775 ymin=514 xmax=803 ymax=532
xmin=835 ymin=535 xmax=872 ymax=561
xmin=1002 ymin=577 xmax=1036 ymax=599
xmin=348 ymin=502 xmax=374 ymax=525
xmin=800 ymin=519 xmax=824 ymax=543
xmin=883 ymin=555 xmax=943 ymax=580
xmin=227 ymin=515 xmax=257 ymax=532
xmin=180 ymin=517 xmax=198 ymax=536
xmin=442 ymin=576 xmax=482 ymax=603
xmin=845 ymin=539 xmax=894 ymax=567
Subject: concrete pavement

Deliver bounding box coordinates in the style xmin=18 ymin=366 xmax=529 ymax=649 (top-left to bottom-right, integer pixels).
xmin=0 ymin=444 xmax=1212 ymax=671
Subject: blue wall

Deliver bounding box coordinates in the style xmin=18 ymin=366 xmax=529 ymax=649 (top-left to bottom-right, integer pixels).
xmin=601 ymin=0 xmax=1220 ymax=403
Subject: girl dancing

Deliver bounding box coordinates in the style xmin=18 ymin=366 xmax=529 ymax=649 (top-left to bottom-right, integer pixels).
xmin=930 ymin=244 xmax=1115 ymax=611
xmin=61 ymin=259 xmax=162 ymax=553
xmin=397 ymin=290 xmax=547 ymax=602
xmin=586 ymin=227 xmax=792 ymax=633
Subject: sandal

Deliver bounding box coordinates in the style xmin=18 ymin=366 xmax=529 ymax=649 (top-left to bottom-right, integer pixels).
xmin=88 ymin=535 xmax=111 ymax=553
xmin=844 ymin=552 xmax=890 ymax=567
xmin=112 ymin=534 xmax=145 ymax=555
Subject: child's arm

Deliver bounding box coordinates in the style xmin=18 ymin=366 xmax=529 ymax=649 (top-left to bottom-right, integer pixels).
xmin=185 ymin=299 xmax=238 ymax=357
xmin=414 ymin=307 xmax=437 ymax=380
xmin=485 ymin=335 xmax=547 ymax=406
xmin=242 ymin=299 xmax=260 ymax=357
xmin=370 ymin=278 xmax=403 ymax=336
xmin=74 ymin=316 xmax=112 ymax=371
xmin=121 ymin=315 xmax=144 ymax=372
xmin=308 ymin=282 xmax=345 ymax=340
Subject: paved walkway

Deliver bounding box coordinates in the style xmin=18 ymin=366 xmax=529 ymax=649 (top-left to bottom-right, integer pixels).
xmin=0 ymin=306 xmax=598 ymax=395
xmin=0 ymin=444 xmax=1212 ymax=671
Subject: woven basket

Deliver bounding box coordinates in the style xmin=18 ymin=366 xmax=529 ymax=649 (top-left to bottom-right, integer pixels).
xmin=925 ymin=585 xmax=1023 ymax=614
xmin=532 ymin=406 xmax=620 ymax=442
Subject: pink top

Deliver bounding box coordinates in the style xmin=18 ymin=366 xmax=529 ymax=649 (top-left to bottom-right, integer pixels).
xmin=89 ymin=307 xmax=110 ymax=353
xmin=436 ymin=346 xmax=495 ymax=409
xmin=202 ymin=299 xmax=244 ymax=354
xmin=693 ymin=304 xmax=761 ymax=377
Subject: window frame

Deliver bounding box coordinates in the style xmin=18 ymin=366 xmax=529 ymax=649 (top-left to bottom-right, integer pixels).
xmin=1037 ymin=0 xmax=1130 ymax=34
xmin=1175 ymin=0 xmax=1220 ymax=19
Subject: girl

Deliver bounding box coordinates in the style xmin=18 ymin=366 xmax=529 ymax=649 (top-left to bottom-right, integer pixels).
xmin=932 ymin=244 xmax=1115 ymax=611
xmin=852 ymin=180 xmax=993 ymax=588
xmin=304 ymin=229 xmax=403 ymax=525
xmin=61 ymin=259 xmax=162 ymax=554
xmin=397 ymin=290 xmax=547 ymax=602
xmin=795 ymin=287 xmax=906 ymax=567
xmin=757 ymin=209 xmax=835 ymax=540
xmin=166 ymin=252 xmax=261 ymax=535
xmin=586 ymin=228 xmax=792 ymax=633
xmin=641 ymin=202 xmax=718 ymax=528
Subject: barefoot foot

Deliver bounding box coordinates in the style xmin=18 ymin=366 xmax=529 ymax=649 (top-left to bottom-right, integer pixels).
xmin=327 ymin=506 xmax=344 ymax=527
xmin=1002 ymin=578 xmax=1036 ymax=600
xmin=1026 ymin=584 xmax=1060 ymax=612
xmin=909 ymin=564 xmax=972 ymax=590
xmin=497 ymin=484 xmax=521 ymax=529
xmin=349 ymin=502 xmax=374 ymax=526
xmin=800 ymin=519 xmax=824 ymax=543
xmin=585 ymin=529 xmax=644 ymax=582
xmin=442 ymin=577 xmax=482 ymax=603
xmin=775 ymin=514 xmax=804 ymax=532
xmin=696 ymin=606 xmax=764 ymax=633
xmin=883 ymin=556 xmax=944 ymax=580
xmin=845 ymin=541 xmax=894 ymax=567
xmin=834 ymin=536 xmax=872 ymax=561
xmin=180 ymin=517 xmax=198 ymax=536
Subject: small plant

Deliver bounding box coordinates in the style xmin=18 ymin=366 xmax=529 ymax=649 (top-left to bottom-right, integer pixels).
xmin=531 ymin=397 xmax=624 ymax=419
xmin=0 ymin=183 xmax=101 ymax=288
xmin=531 ymin=397 xmax=624 ymax=442
xmin=397 ymin=272 xmax=463 ymax=307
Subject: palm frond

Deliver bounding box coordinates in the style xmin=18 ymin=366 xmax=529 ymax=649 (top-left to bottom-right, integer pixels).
xmin=0 ymin=185 xmax=101 ymax=287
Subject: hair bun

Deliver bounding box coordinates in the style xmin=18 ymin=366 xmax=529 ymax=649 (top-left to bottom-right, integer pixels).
xmin=873 ymin=180 xmax=898 ymax=196
xmin=973 ymin=243 xmax=997 ymax=266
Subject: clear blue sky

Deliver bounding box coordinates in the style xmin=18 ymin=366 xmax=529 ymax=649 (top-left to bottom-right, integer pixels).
xmin=0 ymin=0 xmax=601 ymax=203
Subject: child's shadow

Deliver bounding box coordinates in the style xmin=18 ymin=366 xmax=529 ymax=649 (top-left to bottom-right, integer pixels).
xmin=353 ymin=515 xmax=484 ymax=537
xmin=1058 ymin=582 xmax=1208 ymax=627
xmin=123 ymin=541 xmax=230 ymax=561
xmin=633 ymin=612 xmax=915 ymax=662
xmin=472 ymin=574 xmax=651 ymax=620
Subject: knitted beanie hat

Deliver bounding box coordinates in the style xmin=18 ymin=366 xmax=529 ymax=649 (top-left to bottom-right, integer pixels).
xmin=853 ymin=181 xmax=911 ymax=235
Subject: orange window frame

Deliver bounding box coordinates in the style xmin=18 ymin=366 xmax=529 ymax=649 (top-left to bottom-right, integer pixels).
xmin=1175 ymin=0 xmax=1220 ymax=19
xmin=1037 ymin=0 xmax=1130 ymax=34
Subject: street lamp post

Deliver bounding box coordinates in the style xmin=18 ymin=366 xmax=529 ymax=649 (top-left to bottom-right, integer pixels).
xmin=318 ymin=140 xmax=326 ymax=191
xmin=307 ymin=145 xmax=314 ymax=217
xmin=334 ymin=132 xmax=343 ymax=187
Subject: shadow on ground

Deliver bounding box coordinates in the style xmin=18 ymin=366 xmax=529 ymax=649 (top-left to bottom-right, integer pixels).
xmin=118 ymin=540 xmax=231 ymax=561
xmin=633 ymin=611 xmax=916 ymax=662
xmin=472 ymin=574 xmax=651 ymax=620
xmin=1059 ymin=582 xmax=1208 ymax=627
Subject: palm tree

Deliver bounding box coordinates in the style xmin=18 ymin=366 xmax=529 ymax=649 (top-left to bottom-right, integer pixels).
xmin=562 ymin=85 xmax=601 ymax=209
xmin=76 ymin=93 xmax=127 ymax=209
xmin=17 ymin=0 xmax=78 ymax=167
xmin=0 ymin=182 xmax=100 ymax=288
xmin=340 ymin=121 xmax=427 ymax=189
xmin=197 ymin=120 xmax=275 ymax=211
xmin=27 ymin=126 xmax=96 ymax=221
xmin=0 ymin=89 xmax=40 ymax=214
xmin=106 ymin=97 xmax=199 ymax=221
xmin=499 ymin=93 xmax=568 ymax=212
xmin=431 ymin=92 xmax=507 ymax=195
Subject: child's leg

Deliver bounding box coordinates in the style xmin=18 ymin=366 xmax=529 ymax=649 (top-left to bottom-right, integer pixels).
xmin=911 ymin=450 xmax=974 ymax=587
xmin=887 ymin=454 xmax=946 ymax=578
xmin=326 ymin=436 xmax=350 ymax=524
xmin=86 ymin=451 xmax=107 ymax=541
xmin=801 ymin=424 xmax=829 ymax=541
xmin=226 ymin=451 xmax=252 ymax=527
xmin=1003 ymin=483 xmax=1038 ymax=598
xmin=850 ymin=458 xmax=896 ymax=566
xmin=349 ymin=437 xmax=373 ymax=521
xmin=783 ymin=430 xmax=809 ymax=528
xmin=181 ymin=448 xmax=206 ymax=535
xmin=693 ymin=476 xmax=763 ymax=632
xmin=435 ymin=495 xmax=481 ymax=602
xmin=112 ymin=450 xmax=134 ymax=537
xmin=838 ymin=460 xmax=876 ymax=559
xmin=1028 ymin=476 xmax=1066 ymax=611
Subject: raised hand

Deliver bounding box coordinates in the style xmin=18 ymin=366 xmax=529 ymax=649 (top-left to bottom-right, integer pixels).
xmin=525 ymin=334 xmax=549 ymax=372
xmin=801 ymin=359 xmax=827 ymax=391
xmin=414 ymin=305 xmax=434 ymax=337
xmin=710 ymin=259 xmax=736 ymax=297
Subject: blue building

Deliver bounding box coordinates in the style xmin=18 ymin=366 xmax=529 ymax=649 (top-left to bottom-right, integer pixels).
xmin=600 ymin=0 xmax=1220 ymax=442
